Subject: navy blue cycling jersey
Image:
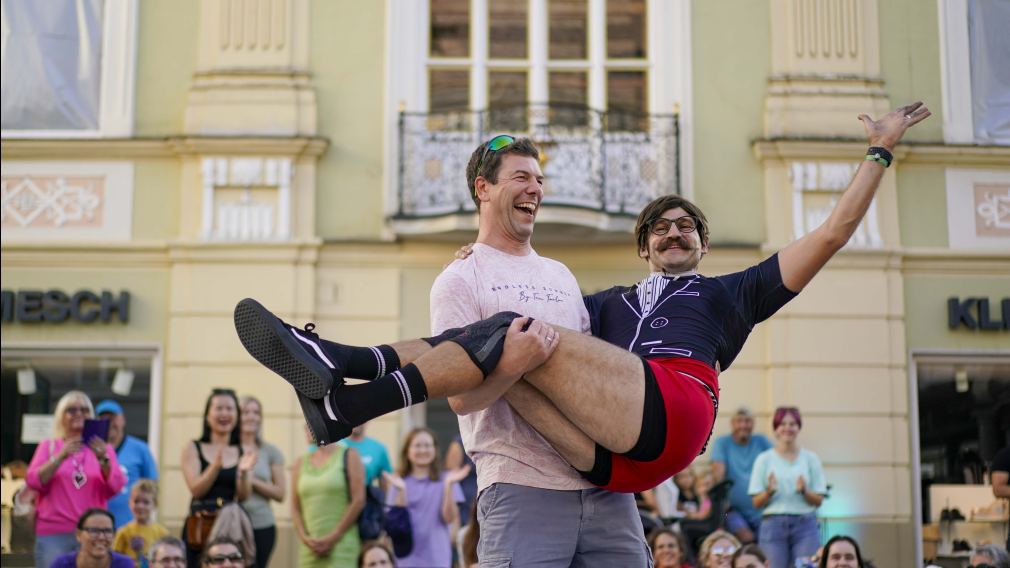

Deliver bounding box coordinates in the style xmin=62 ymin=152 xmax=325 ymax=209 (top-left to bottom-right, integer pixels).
xmin=583 ymin=254 xmax=799 ymax=371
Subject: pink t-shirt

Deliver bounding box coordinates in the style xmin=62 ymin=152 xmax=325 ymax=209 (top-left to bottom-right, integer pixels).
xmin=27 ymin=438 xmax=126 ymax=536
xmin=430 ymin=243 xmax=593 ymax=493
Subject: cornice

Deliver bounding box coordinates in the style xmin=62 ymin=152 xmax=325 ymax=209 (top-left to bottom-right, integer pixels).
xmin=1 ymin=136 xmax=330 ymax=160
xmin=752 ymin=139 xmax=1010 ymax=167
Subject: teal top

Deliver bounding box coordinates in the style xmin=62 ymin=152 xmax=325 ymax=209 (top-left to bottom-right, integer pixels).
xmin=748 ymin=447 xmax=827 ymax=516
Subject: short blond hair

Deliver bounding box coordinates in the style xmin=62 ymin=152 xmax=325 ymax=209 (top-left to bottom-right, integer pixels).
xmin=52 ymin=391 xmax=94 ymax=439
xmin=698 ymin=529 xmax=741 ymax=564
xmin=131 ymin=479 xmax=159 ymax=504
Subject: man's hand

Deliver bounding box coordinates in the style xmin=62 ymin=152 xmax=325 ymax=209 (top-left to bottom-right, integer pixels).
xmin=498 ymin=317 xmax=560 ymax=378
xmin=444 ymin=243 xmax=476 ymax=269
xmin=858 ymin=101 xmax=931 ymax=151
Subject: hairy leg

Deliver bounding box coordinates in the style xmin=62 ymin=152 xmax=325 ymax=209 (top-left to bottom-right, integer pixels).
xmin=522 ymin=327 xmax=645 ymax=454
xmin=503 ymin=381 xmax=596 ymax=471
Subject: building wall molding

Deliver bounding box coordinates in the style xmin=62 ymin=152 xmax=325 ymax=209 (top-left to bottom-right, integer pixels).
xmin=0 ymin=136 xmax=329 ymax=160
xmin=753 ymin=139 xmax=1010 ymax=166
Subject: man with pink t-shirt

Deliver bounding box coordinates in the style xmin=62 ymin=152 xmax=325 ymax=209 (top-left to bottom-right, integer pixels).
xmin=427 ymin=136 xmax=647 ymax=565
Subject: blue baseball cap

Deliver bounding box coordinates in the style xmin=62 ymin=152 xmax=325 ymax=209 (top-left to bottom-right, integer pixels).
xmin=95 ymin=400 xmax=124 ymax=416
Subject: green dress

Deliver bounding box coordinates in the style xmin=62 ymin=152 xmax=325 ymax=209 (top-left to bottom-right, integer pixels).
xmin=297 ymin=443 xmax=360 ymax=567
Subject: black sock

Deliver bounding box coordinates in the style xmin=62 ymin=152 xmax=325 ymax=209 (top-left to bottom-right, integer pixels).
xmin=330 ymin=364 xmax=428 ymax=425
xmin=319 ymin=340 xmax=401 ymax=380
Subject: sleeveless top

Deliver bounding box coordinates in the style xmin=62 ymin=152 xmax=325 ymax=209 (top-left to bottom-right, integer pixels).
xmin=297 ymin=444 xmax=359 ymax=568
xmin=190 ymin=440 xmax=242 ymax=511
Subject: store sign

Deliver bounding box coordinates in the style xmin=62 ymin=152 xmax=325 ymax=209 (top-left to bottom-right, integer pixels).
xmin=21 ymin=414 xmax=54 ymax=444
xmin=947 ymin=297 xmax=1009 ymax=331
xmin=0 ymin=289 xmax=130 ymax=323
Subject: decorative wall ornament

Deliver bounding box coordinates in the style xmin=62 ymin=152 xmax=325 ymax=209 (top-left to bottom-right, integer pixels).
xmin=945 ymin=168 xmax=1010 ymax=249
xmin=789 ymin=160 xmax=882 ymax=248
xmin=2 ymin=176 xmax=104 ymax=228
xmin=0 ymin=162 xmax=133 ymax=242
xmin=200 ymin=157 xmax=293 ymax=241
xmin=973 ymin=184 xmax=1010 ymax=237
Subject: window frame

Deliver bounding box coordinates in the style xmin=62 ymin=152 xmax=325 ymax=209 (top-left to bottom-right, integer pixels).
xmin=1 ymin=0 xmax=139 ymax=139
xmin=384 ymin=0 xmax=693 ymax=214
xmin=937 ymin=0 xmax=1009 ymax=145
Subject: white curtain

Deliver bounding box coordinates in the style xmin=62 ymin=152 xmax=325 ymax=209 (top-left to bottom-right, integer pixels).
xmin=968 ymin=0 xmax=1010 ymax=145
xmin=1 ymin=0 xmax=104 ymax=131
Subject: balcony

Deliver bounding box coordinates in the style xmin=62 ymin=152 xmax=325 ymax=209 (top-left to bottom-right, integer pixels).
xmin=392 ymin=105 xmax=680 ymax=241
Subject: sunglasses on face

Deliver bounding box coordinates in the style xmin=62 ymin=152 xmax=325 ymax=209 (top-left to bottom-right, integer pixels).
xmin=473 ymin=134 xmax=516 ymax=193
xmin=650 ymin=215 xmax=699 ymax=236
xmin=65 ymin=406 xmax=90 ymax=415
xmin=81 ymin=527 xmax=114 ymax=537
xmin=711 ymin=544 xmax=738 ymax=556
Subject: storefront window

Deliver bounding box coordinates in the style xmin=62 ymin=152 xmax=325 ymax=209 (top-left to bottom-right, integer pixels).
xmin=0 ymin=350 xmax=155 ymax=466
xmin=916 ymin=357 xmax=1010 ymax=562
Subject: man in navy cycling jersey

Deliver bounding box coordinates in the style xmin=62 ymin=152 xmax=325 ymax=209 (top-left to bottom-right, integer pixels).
xmin=234 ymin=102 xmax=930 ymax=492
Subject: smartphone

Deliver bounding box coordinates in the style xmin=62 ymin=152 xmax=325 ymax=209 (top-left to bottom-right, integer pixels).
xmin=83 ymin=418 xmax=110 ymax=442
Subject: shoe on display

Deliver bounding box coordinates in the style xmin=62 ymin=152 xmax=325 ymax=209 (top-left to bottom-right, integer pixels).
xmin=949 ymin=508 xmax=966 ymax=522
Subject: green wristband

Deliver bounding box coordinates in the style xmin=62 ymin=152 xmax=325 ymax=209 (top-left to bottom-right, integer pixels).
xmin=864 ymin=154 xmax=890 ymax=167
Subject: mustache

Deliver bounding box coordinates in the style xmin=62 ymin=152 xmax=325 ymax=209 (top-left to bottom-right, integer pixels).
xmin=658 ymin=236 xmax=693 ymax=251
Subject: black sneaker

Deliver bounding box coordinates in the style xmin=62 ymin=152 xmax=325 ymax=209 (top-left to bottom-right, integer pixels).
xmin=234 ymin=298 xmax=342 ymax=399
xmin=297 ymin=392 xmax=351 ymax=446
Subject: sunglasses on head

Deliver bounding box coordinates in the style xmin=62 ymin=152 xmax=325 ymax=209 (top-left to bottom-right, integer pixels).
xmin=473 ymin=134 xmax=516 ymax=193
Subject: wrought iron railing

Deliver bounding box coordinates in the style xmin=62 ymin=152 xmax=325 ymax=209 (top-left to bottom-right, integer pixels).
xmin=394 ymin=105 xmax=680 ymax=220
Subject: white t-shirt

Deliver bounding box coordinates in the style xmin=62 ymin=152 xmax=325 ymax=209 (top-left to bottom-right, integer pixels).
xmin=430 ymin=243 xmax=593 ymax=492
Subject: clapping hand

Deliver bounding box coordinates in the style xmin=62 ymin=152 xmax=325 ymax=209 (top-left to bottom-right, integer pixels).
xmin=445 ymin=464 xmax=472 ymax=485
xmin=767 ymin=472 xmax=778 ymax=494
xmin=238 ymin=450 xmax=258 ymax=473
xmin=796 ymin=475 xmax=807 ymax=494
xmin=382 ymin=471 xmax=406 ymax=491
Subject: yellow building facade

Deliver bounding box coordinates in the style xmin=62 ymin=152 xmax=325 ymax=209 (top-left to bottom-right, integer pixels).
xmin=2 ymin=1 xmax=1007 ymax=566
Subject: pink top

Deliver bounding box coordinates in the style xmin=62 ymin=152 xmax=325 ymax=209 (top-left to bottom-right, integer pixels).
xmin=27 ymin=438 xmax=126 ymax=536
xmin=431 ymin=244 xmax=594 ymax=493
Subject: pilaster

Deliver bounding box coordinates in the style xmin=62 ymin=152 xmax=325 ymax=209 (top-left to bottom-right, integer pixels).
xmin=765 ymin=0 xmax=891 ymax=138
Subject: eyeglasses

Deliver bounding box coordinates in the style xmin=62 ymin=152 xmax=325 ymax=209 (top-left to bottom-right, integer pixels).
xmin=473 ymin=134 xmax=516 ymax=192
xmin=205 ymin=553 xmax=244 ymax=566
xmin=649 ymin=215 xmax=699 ymax=236
xmin=710 ymin=544 xmax=738 ymax=556
xmin=65 ymin=406 xmax=90 ymax=415
xmin=153 ymin=556 xmax=186 ymax=566
xmin=81 ymin=527 xmax=114 ymax=537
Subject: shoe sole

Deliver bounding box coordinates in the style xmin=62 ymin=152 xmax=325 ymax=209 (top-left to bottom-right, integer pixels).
xmin=297 ymin=393 xmax=339 ymax=446
xmin=234 ymin=298 xmax=332 ymax=399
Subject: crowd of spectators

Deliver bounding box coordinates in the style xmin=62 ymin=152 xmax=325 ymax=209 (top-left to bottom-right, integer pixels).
xmin=13 ymin=388 xmax=1007 ymax=567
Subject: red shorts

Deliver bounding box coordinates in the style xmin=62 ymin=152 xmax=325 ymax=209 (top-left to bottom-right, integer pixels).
xmin=594 ymin=357 xmax=719 ymax=493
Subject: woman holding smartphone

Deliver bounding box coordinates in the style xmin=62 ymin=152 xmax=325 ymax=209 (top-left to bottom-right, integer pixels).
xmin=26 ymin=390 xmax=126 ymax=568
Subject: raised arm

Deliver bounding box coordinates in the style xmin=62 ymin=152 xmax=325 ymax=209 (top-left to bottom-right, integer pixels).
xmin=777 ymin=102 xmax=931 ymax=292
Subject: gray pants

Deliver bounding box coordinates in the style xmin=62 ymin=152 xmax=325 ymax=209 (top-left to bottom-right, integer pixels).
xmin=477 ymin=483 xmax=653 ymax=567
